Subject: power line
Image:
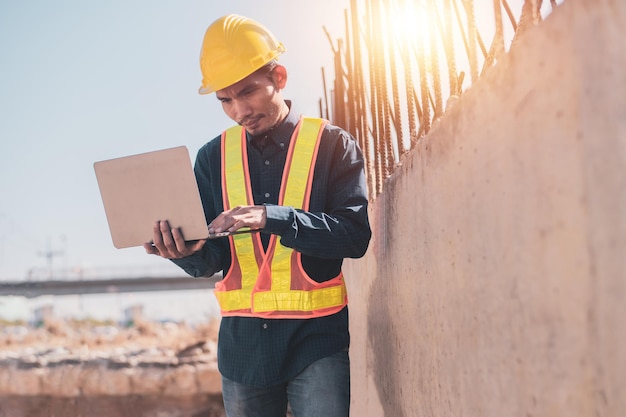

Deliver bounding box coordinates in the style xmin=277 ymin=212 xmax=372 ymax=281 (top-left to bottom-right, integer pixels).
xmin=37 ymin=238 xmax=64 ymax=279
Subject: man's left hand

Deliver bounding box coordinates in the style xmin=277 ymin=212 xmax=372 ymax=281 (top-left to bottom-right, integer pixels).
xmin=208 ymin=205 xmax=267 ymax=235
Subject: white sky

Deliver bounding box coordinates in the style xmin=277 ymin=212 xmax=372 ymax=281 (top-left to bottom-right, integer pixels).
xmin=0 ymin=0 xmax=556 ymax=281
xmin=0 ymin=0 xmax=350 ymax=279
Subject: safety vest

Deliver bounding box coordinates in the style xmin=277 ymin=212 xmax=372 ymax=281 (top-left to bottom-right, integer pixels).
xmin=213 ymin=117 xmax=348 ymax=319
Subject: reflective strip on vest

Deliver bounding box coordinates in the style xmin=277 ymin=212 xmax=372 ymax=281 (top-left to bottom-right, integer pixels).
xmin=213 ymin=117 xmax=348 ymax=318
xmin=215 ymin=124 xmax=259 ymax=310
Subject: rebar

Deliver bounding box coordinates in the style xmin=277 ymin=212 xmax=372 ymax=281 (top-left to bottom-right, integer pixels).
xmin=319 ymin=0 xmax=564 ymax=199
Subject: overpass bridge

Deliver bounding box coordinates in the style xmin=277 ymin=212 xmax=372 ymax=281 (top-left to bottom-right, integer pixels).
xmin=0 ymin=266 xmax=221 ymax=298
xmin=0 ymin=276 xmax=220 ymax=298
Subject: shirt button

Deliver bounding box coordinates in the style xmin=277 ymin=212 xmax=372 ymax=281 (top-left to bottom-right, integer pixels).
xmin=279 ymin=142 xmax=285 ymax=149
xmin=264 ymin=160 xmax=270 ymax=166
xmin=262 ymin=323 xmax=268 ymax=329
xmin=264 ymin=192 xmax=270 ymax=198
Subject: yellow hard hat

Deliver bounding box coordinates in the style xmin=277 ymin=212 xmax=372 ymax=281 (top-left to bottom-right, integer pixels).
xmin=198 ymin=14 xmax=286 ymax=95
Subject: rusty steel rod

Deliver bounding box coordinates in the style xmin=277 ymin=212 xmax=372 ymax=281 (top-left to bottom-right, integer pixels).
xmin=318 ymin=0 xmax=546 ymax=198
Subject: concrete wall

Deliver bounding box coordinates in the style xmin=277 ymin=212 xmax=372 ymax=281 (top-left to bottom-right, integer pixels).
xmin=344 ymin=1 xmax=626 ymax=416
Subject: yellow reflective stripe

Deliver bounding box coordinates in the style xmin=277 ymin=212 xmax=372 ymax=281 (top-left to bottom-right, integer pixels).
xmin=269 ymin=243 xmax=291 ymax=292
xmin=253 ymin=284 xmax=346 ymax=312
xmin=215 ymin=288 xmax=254 ymax=310
xmin=223 ymin=127 xmax=258 ymax=299
xmin=270 ymin=118 xmax=323 ymax=294
xmin=282 ymin=118 xmax=323 ymax=208
xmin=233 ymin=232 xmax=258 ymax=292
xmin=224 ymin=126 xmax=247 ymax=208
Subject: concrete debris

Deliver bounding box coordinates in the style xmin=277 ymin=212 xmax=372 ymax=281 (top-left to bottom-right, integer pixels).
xmin=0 ymin=318 xmax=221 ymax=397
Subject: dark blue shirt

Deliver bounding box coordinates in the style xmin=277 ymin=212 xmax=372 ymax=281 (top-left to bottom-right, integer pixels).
xmin=173 ymin=104 xmax=371 ymax=387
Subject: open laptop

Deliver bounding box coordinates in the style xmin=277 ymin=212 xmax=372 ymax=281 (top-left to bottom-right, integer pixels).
xmin=94 ymin=146 xmax=209 ymax=249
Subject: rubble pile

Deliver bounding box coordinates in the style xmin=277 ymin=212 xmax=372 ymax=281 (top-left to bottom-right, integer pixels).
xmin=0 ymin=318 xmax=224 ymax=416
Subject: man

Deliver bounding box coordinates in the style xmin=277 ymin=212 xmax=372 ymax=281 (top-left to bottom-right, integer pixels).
xmin=144 ymin=14 xmax=371 ymax=417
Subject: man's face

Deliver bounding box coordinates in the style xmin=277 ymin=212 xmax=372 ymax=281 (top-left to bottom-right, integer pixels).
xmin=215 ymin=67 xmax=288 ymax=136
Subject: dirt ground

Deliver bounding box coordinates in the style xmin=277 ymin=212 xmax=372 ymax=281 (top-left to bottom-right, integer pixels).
xmin=0 ymin=394 xmax=225 ymax=417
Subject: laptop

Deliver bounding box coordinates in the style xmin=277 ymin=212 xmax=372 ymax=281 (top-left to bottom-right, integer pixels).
xmin=94 ymin=146 xmax=209 ymax=249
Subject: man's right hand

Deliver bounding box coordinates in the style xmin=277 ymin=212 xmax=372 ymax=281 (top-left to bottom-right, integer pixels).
xmin=143 ymin=220 xmax=206 ymax=259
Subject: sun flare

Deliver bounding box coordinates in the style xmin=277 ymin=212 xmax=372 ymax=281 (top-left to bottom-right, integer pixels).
xmin=387 ymin=1 xmax=433 ymax=54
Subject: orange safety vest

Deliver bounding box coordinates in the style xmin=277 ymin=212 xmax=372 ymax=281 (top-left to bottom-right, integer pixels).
xmin=213 ymin=117 xmax=348 ymax=319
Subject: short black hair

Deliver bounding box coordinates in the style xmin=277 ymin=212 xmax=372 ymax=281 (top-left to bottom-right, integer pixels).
xmin=254 ymin=60 xmax=278 ymax=81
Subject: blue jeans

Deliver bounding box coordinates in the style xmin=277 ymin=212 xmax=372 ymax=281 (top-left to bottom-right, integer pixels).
xmin=221 ymin=351 xmax=350 ymax=417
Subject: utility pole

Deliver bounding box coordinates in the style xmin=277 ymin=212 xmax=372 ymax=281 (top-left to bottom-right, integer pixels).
xmin=38 ymin=238 xmax=64 ymax=279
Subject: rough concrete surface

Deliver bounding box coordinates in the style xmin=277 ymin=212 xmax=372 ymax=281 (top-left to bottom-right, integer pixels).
xmin=344 ymin=0 xmax=625 ymax=416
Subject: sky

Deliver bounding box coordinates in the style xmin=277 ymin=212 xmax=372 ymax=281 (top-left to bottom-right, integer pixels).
xmin=0 ymin=0 xmax=351 ymax=280
xmin=0 ymin=0 xmax=561 ymax=282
